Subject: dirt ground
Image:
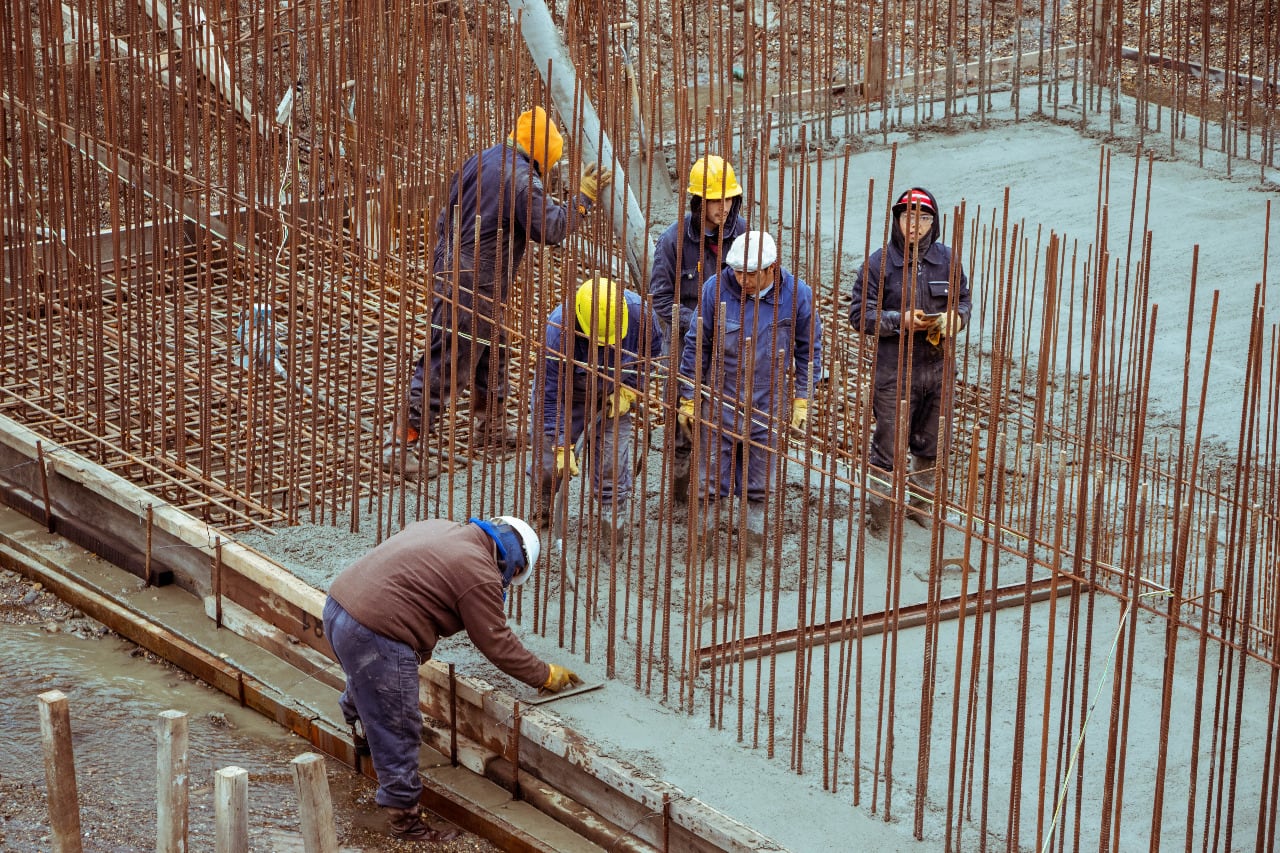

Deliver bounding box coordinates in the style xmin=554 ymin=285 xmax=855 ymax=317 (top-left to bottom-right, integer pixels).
xmin=0 ymin=568 xmax=493 ymax=853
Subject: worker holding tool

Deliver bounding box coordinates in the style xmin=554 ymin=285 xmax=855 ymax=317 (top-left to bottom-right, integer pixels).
xmin=323 ymin=516 xmax=581 ymax=840
xmin=384 ymin=106 xmax=613 ymax=477
xmin=650 ymin=155 xmax=748 ymax=501
xmin=530 ymin=277 xmax=662 ymax=550
xmin=677 ymin=231 xmax=822 ymax=552
xmin=848 ymin=187 xmax=971 ymax=535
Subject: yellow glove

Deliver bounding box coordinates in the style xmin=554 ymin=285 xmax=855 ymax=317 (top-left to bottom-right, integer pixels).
xmin=926 ymin=310 xmax=962 ymax=346
xmin=677 ymin=396 xmax=697 ymax=438
xmin=790 ymin=398 xmax=809 ymax=431
xmin=541 ymin=663 xmax=583 ymax=694
xmin=554 ymin=446 xmax=579 ymax=477
xmin=604 ymin=386 xmax=637 ymax=418
xmin=579 ymin=163 xmax=613 ymax=205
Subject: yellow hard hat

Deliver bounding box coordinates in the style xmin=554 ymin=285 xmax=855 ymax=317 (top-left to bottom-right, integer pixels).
xmin=686 ymin=155 xmax=743 ymax=200
xmin=574 ymin=278 xmax=629 ymax=345
xmin=508 ymin=107 xmax=564 ymax=173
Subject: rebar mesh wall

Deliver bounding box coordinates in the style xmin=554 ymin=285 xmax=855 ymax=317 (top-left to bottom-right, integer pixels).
xmin=3 ymin=0 xmax=1279 ymax=850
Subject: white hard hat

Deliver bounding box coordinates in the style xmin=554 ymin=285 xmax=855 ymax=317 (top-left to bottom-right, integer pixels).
xmin=493 ymin=515 xmax=539 ymax=585
xmin=725 ymin=230 xmax=778 ymax=272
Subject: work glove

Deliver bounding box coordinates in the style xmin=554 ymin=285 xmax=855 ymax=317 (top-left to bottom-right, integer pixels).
xmin=579 ymin=163 xmax=613 ymax=205
xmin=926 ymin=310 xmax=962 ymax=346
xmin=604 ymin=386 xmax=638 ymax=419
xmin=541 ymin=663 xmax=583 ymax=694
xmin=554 ymin=445 xmax=580 ymax=478
xmin=677 ymin=396 xmax=697 ymax=439
xmin=790 ymin=398 xmax=809 ymax=431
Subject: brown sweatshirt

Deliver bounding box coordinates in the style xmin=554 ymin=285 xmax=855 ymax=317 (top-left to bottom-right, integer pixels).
xmin=328 ymin=519 xmax=549 ymax=688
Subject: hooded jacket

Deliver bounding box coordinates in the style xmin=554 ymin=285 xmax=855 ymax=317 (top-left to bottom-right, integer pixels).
xmin=650 ymin=208 xmax=748 ymax=342
xmin=538 ymin=290 xmax=662 ymax=444
xmin=432 ymin=142 xmax=586 ymax=305
xmin=848 ymin=187 xmax=971 ymax=365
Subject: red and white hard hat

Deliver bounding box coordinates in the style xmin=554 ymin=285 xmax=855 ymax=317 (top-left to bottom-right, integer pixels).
xmin=893 ymin=188 xmax=937 ymax=216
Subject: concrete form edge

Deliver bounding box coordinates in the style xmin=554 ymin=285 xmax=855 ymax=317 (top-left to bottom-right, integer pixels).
xmin=0 ymin=413 xmax=785 ymax=852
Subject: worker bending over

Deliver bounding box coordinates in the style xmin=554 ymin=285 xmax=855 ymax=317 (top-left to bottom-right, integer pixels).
xmin=677 ymin=231 xmax=822 ymax=551
xmin=323 ymin=516 xmax=581 ymax=840
xmin=650 ymin=155 xmax=748 ymax=501
xmin=848 ymin=187 xmax=971 ymax=534
xmin=386 ymin=107 xmax=612 ymax=477
xmin=531 ymin=278 xmax=662 ymax=550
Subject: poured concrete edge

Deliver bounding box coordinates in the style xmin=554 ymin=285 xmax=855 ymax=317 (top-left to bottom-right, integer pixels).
xmin=0 ymin=413 xmax=786 ymax=853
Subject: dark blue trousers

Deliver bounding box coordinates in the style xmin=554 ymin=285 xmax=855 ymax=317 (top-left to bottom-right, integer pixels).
xmin=323 ymin=597 xmax=425 ymax=809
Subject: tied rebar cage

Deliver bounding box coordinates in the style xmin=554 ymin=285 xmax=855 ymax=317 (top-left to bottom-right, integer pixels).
xmin=3 ymin=0 xmax=1279 ymax=850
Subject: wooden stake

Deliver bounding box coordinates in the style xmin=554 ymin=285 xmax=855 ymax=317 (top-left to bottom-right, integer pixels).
xmin=290 ymin=753 xmax=338 ymax=853
xmin=38 ymin=690 xmax=83 ymax=853
xmin=156 ymin=709 xmax=189 ymax=853
xmin=214 ymin=766 xmax=249 ymax=853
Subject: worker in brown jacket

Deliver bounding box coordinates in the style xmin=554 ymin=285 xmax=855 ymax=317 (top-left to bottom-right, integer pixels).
xmin=322 ymin=516 xmax=581 ymax=841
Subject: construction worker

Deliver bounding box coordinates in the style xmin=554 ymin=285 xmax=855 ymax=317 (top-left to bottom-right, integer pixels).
xmin=848 ymin=187 xmax=971 ymax=534
xmin=650 ymin=155 xmax=747 ymax=501
xmin=322 ymin=516 xmax=582 ymax=840
xmin=385 ymin=107 xmax=613 ymax=476
xmin=676 ymin=231 xmax=822 ymax=550
xmin=531 ymin=278 xmax=662 ymax=548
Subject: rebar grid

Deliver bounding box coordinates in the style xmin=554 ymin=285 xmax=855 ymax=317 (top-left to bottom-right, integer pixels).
xmin=4 ymin=1 xmax=1280 ymax=850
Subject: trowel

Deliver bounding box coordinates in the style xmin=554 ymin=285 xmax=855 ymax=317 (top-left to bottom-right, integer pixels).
xmin=523 ymin=680 xmax=604 ymax=706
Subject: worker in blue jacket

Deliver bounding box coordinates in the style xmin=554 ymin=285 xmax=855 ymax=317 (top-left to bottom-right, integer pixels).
xmin=650 ymin=155 xmax=748 ymax=502
xmin=385 ymin=107 xmax=612 ymax=477
xmin=848 ymin=186 xmax=971 ymax=534
xmin=677 ymin=231 xmax=822 ymax=550
xmin=531 ymin=278 xmax=662 ymax=547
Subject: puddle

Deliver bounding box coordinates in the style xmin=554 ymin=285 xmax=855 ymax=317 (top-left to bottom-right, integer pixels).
xmin=0 ymin=623 xmax=487 ymax=851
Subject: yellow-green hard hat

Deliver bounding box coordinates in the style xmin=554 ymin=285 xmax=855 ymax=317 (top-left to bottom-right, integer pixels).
xmin=574 ymin=278 xmax=629 ymax=345
xmin=686 ymin=154 xmax=743 ymax=200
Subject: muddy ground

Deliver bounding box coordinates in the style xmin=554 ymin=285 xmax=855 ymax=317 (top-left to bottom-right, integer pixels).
xmin=0 ymin=569 xmax=493 ymax=852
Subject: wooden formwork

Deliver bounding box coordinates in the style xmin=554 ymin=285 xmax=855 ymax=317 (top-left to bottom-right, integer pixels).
xmin=0 ymin=411 xmax=786 ymax=852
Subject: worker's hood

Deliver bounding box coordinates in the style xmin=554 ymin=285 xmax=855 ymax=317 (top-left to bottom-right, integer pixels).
xmin=469 ymin=517 xmax=527 ymax=590
xmin=890 ymin=185 xmax=941 ymax=255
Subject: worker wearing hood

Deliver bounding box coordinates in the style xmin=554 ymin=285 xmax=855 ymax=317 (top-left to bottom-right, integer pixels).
xmin=848 ymin=186 xmax=972 ymax=534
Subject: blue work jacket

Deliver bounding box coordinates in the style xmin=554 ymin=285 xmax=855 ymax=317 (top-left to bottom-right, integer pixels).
xmin=650 ymin=212 xmax=748 ymax=342
xmin=678 ymin=268 xmax=822 ymax=436
xmin=538 ymin=291 xmax=663 ymax=445
xmin=848 ymin=238 xmax=971 ymax=368
xmin=432 ymin=142 xmax=586 ymax=303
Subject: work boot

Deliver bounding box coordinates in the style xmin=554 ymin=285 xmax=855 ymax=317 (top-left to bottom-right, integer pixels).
xmin=744 ymin=500 xmax=766 ymax=557
xmin=381 ymin=438 xmax=422 ymax=477
xmin=907 ymin=457 xmax=936 ymax=527
xmin=597 ymin=504 xmax=630 ymax=557
xmin=471 ymin=416 xmax=521 ymax=450
xmin=384 ymin=806 xmax=461 ymax=842
xmin=864 ymin=495 xmax=890 ymax=538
